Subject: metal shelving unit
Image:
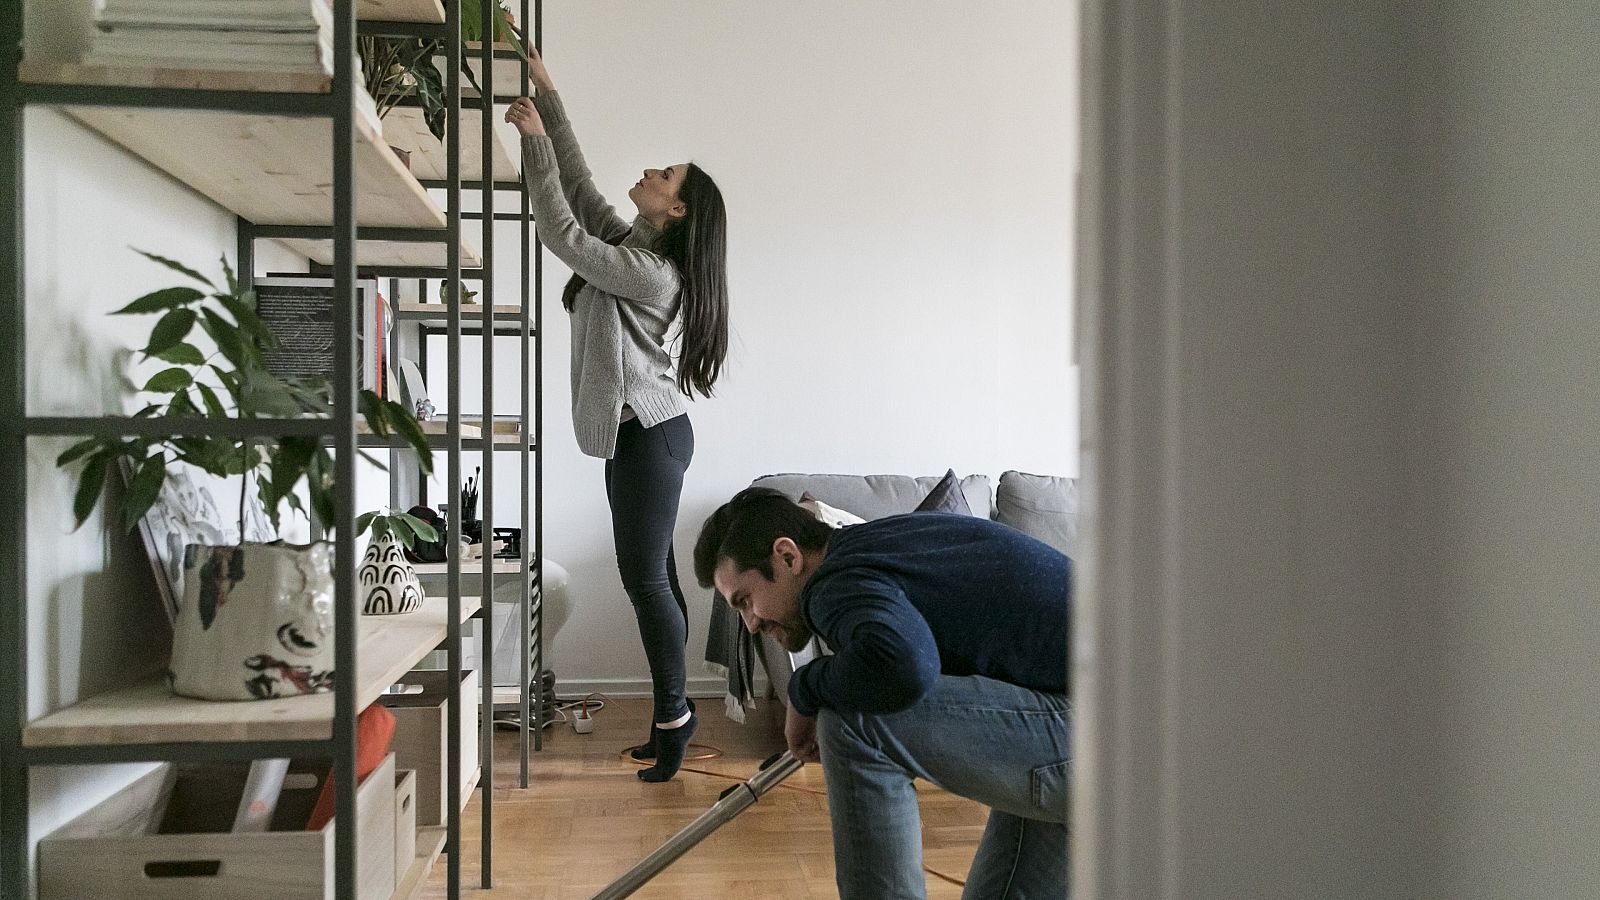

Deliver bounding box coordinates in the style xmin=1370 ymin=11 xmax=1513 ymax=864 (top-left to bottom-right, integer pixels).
xmin=0 ymin=0 xmax=546 ymax=896
xmin=402 ymin=0 xmax=548 ymax=778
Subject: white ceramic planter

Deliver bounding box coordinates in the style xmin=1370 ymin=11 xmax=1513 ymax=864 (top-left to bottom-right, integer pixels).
xmin=168 ymin=542 xmax=336 ymax=701
xmin=360 ymin=532 xmax=426 ymax=615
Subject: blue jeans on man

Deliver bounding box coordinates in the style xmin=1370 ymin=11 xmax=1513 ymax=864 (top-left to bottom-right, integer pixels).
xmin=818 ymin=674 xmax=1071 ymax=899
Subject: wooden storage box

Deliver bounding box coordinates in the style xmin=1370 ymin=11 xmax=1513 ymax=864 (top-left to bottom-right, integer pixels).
xmin=38 ymin=753 xmax=397 ymax=900
xmin=378 ymin=668 xmax=478 ymax=826
xmin=394 ymin=769 xmax=418 ymax=885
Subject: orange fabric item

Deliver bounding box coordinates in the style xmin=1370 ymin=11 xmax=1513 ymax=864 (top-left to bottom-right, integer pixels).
xmin=305 ymin=703 xmax=397 ymax=830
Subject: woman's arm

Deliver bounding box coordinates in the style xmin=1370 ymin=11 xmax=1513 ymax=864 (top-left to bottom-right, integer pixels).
xmin=521 ymin=45 xmax=630 ymax=242
xmin=509 ymin=102 xmax=678 ymax=304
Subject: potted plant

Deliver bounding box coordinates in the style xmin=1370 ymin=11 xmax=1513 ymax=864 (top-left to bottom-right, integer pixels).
xmin=360 ymin=2 xmax=532 ymax=168
xmin=462 ymin=0 xmax=532 ymax=62
xmin=359 ymin=35 xmax=449 ymax=161
xmin=355 ymin=508 xmax=438 ymax=616
xmin=57 ymin=250 xmax=434 ymax=701
xmin=437 ymin=279 xmax=478 ymax=305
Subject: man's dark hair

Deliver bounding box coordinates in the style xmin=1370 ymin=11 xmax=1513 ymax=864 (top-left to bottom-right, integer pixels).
xmin=693 ymin=487 xmax=834 ymax=588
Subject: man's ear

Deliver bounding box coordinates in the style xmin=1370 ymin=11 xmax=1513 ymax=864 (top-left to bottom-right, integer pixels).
xmin=772 ymin=536 xmax=801 ymax=574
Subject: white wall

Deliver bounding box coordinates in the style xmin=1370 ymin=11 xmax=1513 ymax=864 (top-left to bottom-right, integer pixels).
xmin=19 ymin=106 xmax=304 ymax=866
xmin=505 ymin=0 xmax=1079 ymax=696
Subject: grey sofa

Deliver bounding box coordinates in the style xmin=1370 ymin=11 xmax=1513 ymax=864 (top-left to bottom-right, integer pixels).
xmin=704 ymin=470 xmax=1077 ymax=720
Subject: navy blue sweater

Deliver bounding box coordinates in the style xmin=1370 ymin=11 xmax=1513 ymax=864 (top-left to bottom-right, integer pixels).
xmin=788 ymin=512 xmax=1071 ymax=716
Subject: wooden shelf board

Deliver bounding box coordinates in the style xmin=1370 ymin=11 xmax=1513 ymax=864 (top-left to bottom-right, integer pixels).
xmin=361 ymin=0 xmax=446 ymax=24
xmin=360 ymin=420 xmax=482 ymax=438
xmin=382 ymin=103 xmax=520 ymax=183
xmin=394 ymin=825 xmax=449 ymax=900
xmin=462 ymin=416 xmax=524 ymax=435
xmin=474 ymin=439 xmax=537 ymax=452
xmin=413 ymin=560 xmax=525 ymax=576
xmin=459 ymin=42 xmax=527 ymax=99
xmin=358 ymin=435 xmax=533 ymax=451
xmin=395 ymin=301 xmax=525 ymax=322
xmin=274 ymin=236 xmax=482 ymax=269
xmin=23 ymin=595 xmax=480 ymax=748
xmin=59 ymin=102 xmax=448 ymax=232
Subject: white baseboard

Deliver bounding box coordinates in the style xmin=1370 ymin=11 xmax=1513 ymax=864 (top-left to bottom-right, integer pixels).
xmin=551 ymin=675 xmax=730 ymax=700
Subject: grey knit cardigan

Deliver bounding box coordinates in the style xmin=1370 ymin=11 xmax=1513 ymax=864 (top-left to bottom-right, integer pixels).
xmin=522 ymin=91 xmax=687 ymax=459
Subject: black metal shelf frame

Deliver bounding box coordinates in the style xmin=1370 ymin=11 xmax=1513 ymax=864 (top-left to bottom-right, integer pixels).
xmin=0 ymin=1 xmax=548 ymax=898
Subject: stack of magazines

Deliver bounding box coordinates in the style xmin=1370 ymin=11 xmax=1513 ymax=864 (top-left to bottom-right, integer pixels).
xmin=86 ymin=0 xmax=334 ymax=77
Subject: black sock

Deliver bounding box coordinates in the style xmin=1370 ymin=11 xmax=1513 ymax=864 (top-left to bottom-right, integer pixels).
xmin=637 ymin=712 xmax=697 ymax=783
xmin=629 ymin=699 xmax=693 ymax=761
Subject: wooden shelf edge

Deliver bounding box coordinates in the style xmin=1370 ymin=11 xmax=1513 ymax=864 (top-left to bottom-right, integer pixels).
xmin=18 ymin=59 xmax=333 ymax=94
xmin=413 ymin=561 xmax=524 ymax=576
xmin=396 ymin=301 xmax=525 ymax=319
xmin=393 ymin=825 xmax=450 ymax=900
xmin=361 ymin=420 xmax=483 ymax=438
xmin=273 ymin=236 xmax=484 ymax=270
xmin=361 ymin=0 xmax=447 ymax=25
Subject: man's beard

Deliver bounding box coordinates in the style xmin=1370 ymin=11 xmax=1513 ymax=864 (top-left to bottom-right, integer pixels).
xmin=772 ymin=618 xmax=813 ymax=653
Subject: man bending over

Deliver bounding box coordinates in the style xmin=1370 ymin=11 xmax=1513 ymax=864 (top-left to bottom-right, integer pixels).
xmin=693 ymin=487 xmax=1071 ymax=899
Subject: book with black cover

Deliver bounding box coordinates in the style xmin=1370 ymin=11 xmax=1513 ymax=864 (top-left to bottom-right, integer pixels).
xmin=254 ymin=275 xmax=388 ymax=396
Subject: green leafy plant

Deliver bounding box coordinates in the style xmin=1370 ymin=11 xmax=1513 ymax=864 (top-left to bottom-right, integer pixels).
xmin=354 ymin=508 xmax=439 ymax=551
xmin=359 ymin=3 xmax=532 ymax=147
xmin=462 ymin=0 xmax=531 ymax=63
xmin=359 ymin=36 xmax=449 ymax=142
xmin=437 ymin=279 xmax=478 ymax=304
xmin=57 ymin=251 xmax=434 ymax=537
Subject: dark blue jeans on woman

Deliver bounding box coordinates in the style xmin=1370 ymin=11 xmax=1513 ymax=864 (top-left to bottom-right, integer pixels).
xmin=604 ymin=413 xmax=694 ymax=724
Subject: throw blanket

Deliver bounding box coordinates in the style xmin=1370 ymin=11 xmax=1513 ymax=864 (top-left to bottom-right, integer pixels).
xmin=704 ymin=590 xmax=759 ymax=722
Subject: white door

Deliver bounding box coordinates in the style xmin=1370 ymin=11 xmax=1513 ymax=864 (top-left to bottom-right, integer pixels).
xmin=1076 ymin=2 xmax=1600 ymax=898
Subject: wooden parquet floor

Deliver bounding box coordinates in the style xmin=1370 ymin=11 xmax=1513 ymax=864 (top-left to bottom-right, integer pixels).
xmin=419 ymin=697 xmax=987 ymax=899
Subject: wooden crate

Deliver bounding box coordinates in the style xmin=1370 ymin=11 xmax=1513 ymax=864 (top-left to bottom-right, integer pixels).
xmin=377 ymin=669 xmax=478 ymax=826
xmin=394 ymin=769 xmax=418 ymax=886
xmin=39 ymin=754 xmax=397 ymax=900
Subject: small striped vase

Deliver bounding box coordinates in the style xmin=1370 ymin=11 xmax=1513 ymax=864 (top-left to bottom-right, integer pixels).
xmin=359 ymin=532 xmax=426 ymax=615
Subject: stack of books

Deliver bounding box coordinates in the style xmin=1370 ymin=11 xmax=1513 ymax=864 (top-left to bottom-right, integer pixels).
xmin=86 ymin=0 xmax=334 ymax=77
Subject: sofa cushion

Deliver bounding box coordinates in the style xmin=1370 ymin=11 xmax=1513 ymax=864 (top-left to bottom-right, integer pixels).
xmin=799 ymin=492 xmax=868 ymax=528
xmin=994 ymin=470 xmax=1078 ymax=554
xmin=914 ymin=469 xmax=974 ymax=516
xmin=753 ymin=472 xmax=993 ymax=520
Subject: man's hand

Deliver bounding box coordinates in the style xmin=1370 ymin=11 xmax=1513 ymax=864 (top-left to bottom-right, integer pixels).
xmin=785 ymin=705 xmax=820 ymax=763
xmin=505 ymin=97 xmax=544 ymax=136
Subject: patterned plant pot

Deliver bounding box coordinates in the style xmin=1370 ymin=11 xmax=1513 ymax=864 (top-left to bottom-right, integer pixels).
xmin=168 ymin=542 xmax=335 ymax=701
xmin=360 ymin=531 xmax=426 ymax=615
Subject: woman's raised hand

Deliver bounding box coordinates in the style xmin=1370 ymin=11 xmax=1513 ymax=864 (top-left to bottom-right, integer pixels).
xmin=524 ymin=39 xmax=555 ymax=93
xmin=505 ymin=97 xmax=544 ymax=137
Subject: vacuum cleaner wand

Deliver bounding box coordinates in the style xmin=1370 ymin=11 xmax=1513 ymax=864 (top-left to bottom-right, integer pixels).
xmin=591 ymin=750 xmax=806 ymax=899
